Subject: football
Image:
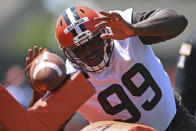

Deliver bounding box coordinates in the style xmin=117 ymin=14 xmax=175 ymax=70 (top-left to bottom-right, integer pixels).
xmin=29 ymin=51 xmax=66 ymax=91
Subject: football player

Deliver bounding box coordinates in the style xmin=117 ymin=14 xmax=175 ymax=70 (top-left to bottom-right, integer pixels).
xmin=27 ymin=5 xmax=195 ymax=131
xmin=175 ymin=30 xmax=196 ymax=116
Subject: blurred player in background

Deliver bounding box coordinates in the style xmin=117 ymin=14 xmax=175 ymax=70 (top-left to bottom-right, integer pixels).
xmin=27 ymin=5 xmax=196 ymax=131
xmin=5 ymin=65 xmax=32 ymax=108
xmin=175 ymin=30 xmax=196 ymax=117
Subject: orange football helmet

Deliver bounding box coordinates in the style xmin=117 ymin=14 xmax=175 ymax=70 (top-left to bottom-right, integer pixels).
xmin=55 ymin=5 xmax=113 ymax=72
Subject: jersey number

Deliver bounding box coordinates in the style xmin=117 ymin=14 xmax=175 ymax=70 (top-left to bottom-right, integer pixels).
xmin=97 ymin=63 xmax=162 ymax=123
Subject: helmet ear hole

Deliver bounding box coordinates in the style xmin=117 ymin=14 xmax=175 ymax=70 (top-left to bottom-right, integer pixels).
xmin=80 ymin=9 xmax=85 ymax=13
xmin=60 ymin=20 xmax=63 ymax=27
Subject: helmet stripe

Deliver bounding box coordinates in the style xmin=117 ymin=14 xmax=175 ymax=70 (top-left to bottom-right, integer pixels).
xmin=70 ymin=6 xmax=87 ymax=32
xmin=62 ymin=10 xmax=78 ymax=37
xmin=66 ymin=7 xmax=83 ymax=35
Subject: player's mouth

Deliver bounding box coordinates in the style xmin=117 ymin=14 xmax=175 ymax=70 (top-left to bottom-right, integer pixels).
xmin=86 ymin=55 xmax=102 ymax=66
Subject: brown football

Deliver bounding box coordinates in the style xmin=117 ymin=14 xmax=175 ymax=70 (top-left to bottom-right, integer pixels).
xmin=30 ymin=51 xmax=66 ymax=91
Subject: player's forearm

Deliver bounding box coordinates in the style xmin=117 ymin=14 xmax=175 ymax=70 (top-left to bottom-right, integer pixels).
xmin=133 ymin=8 xmax=188 ymax=37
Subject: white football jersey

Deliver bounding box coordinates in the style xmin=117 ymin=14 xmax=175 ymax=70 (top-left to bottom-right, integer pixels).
xmin=65 ymin=8 xmax=176 ymax=131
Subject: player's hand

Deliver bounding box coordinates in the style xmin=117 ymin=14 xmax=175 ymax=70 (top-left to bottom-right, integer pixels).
xmin=94 ymin=10 xmax=136 ymax=40
xmin=26 ymin=46 xmax=45 ymax=93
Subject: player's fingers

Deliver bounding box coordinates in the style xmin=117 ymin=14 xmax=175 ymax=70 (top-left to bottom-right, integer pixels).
xmin=99 ymin=10 xmax=112 ymax=18
xmin=33 ymin=46 xmax=39 ymax=58
xmin=108 ymin=13 xmax=117 ymax=23
xmin=94 ymin=16 xmax=111 ymax=23
xmin=26 ymin=57 xmax=31 ymax=75
xmin=26 ymin=57 xmax=31 ymax=66
xmin=95 ymin=21 xmax=110 ymax=28
xmin=100 ymin=33 xmax=114 ymax=39
xmin=112 ymin=14 xmax=121 ymax=21
xmin=110 ymin=12 xmax=122 ymax=20
xmin=99 ymin=11 xmax=119 ymax=22
xmin=28 ymin=49 xmax=33 ymax=61
xmin=40 ymin=47 xmax=43 ymax=52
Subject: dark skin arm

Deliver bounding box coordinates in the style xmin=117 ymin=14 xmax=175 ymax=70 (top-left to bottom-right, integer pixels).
xmin=94 ymin=8 xmax=188 ymax=44
xmin=133 ymin=8 xmax=188 ymax=44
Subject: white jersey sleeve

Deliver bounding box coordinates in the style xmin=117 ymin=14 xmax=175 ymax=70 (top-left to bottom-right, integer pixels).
xmin=66 ymin=8 xmax=176 ymax=131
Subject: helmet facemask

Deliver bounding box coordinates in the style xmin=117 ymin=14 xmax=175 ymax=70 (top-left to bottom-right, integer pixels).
xmin=62 ymin=27 xmax=114 ymax=72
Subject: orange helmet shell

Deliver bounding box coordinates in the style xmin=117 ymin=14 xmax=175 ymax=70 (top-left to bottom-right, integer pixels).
xmin=55 ymin=6 xmax=100 ymax=48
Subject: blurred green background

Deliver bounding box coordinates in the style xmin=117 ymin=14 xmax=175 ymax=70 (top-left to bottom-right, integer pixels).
xmin=0 ymin=0 xmax=196 ymax=85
